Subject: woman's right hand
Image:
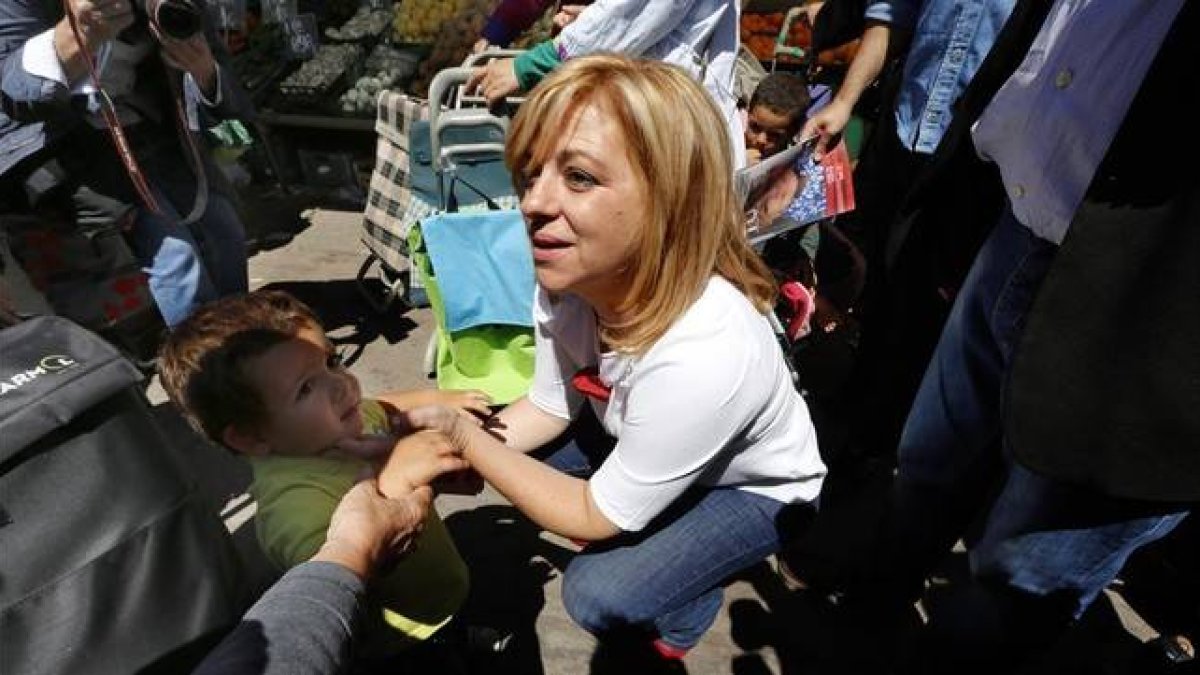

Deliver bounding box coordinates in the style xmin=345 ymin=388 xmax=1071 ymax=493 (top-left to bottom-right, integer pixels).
xmin=430 ymin=389 xmax=493 ymax=421
xmin=395 ymin=404 xmax=463 ymax=434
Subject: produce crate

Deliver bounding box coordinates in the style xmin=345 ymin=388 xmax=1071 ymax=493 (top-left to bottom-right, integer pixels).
xmin=273 ymin=43 xmax=363 ymax=113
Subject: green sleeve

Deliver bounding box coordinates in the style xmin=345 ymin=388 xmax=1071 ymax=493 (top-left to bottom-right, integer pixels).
xmin=513 ymin=39 xmax=563 ymax=91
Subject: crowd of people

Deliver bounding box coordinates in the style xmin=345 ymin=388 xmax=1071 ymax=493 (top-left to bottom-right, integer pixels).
xmin=1 ymin=0 xmax=1196 ymax=673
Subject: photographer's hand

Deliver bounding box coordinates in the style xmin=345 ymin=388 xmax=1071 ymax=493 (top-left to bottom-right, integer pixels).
xmin=151 ymin=25 xmax=217 ymax=99
xmin=53 ymin=0 xmax=135 ymax=81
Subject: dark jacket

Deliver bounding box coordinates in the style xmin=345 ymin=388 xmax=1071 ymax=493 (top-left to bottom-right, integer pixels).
xmin=0 ymin=0 xmax=252 ymax=178
xmin=1005 ymin=0 xmax=1200 ymax=503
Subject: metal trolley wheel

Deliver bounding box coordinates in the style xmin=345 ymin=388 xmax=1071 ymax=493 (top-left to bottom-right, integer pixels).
xmin=355 ymin=253 xmax=409 ymax=314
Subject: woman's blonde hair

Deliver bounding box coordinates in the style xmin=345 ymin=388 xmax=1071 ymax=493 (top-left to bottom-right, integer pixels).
xmin=506 ymin=53 xmax=776 ymax=354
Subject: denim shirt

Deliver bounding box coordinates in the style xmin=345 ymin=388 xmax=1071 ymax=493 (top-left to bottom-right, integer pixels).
xmin=866 ymin=0 xmax=1016 ymax=155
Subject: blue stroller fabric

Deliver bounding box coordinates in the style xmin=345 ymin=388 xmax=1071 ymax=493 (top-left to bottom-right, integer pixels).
xmin=408 ymin=120 xmax=515 ymax=210
xmin=419 ymin=209 xmax=535 ymax=333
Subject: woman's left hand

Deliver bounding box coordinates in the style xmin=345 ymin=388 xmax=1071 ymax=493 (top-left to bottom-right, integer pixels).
xmin=152 ymin=25 xmax=217 ymax=97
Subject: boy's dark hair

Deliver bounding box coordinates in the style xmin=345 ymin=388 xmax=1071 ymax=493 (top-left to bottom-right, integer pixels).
xmin=158 ymin=290 xmax=323 ymax=447
xmin=749 ymin=72 xmax=812 ymax=125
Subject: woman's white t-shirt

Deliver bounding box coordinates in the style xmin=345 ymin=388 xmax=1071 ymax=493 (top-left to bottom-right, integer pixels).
xmin=527 ymin=276 xmax=826 ymax=532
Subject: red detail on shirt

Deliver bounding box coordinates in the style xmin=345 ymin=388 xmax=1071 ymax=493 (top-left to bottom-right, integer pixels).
xmin=571 ymin=366 xmax=611 ymax=403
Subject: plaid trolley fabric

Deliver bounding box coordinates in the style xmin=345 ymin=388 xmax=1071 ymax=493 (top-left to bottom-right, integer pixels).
xmin=360 ymin=90 xmax=520 ymax=307
xmin=361 ymin=90 xmax=432 ymax=278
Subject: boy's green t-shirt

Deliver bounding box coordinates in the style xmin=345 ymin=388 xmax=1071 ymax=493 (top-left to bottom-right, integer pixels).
xmin=249 ymin=400 xmax=469 ymax=641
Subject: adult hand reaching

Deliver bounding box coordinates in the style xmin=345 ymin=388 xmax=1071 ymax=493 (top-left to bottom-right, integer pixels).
xmin=466 ymin=58 xmax=520 ymax=107
xmin=553 ymin=4 xmax=586 ymax=31
xmin=799 ymin=97 xmax=852 ymax=162
xmin=316 ymin=478 xmax=433 ymax=579
xmin=396 ymin=404 xmax=467 ymax=440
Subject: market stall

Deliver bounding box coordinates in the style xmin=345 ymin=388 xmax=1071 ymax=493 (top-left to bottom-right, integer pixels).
xmin=216 ymin=0 xmax=555 ymax=203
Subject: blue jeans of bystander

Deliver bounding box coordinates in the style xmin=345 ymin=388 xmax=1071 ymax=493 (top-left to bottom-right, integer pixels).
xmin=129 ymin=184 xmax=248 ymax=327
xmin=884 ymin=206 xmax=1188 ymax=660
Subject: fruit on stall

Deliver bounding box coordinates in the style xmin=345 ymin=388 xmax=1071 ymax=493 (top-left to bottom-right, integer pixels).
xmin=399 ymin=0 xmax=500 ymax=96
xmin=338 ymin=44 xmax=423 ymax=114
xmin=393 ymin=0 xmax=495 ymax=43
xmin=510 ymin=3 xmax=555 ymax=49
xmin=325 ymin=6 xmax=392 ymax=42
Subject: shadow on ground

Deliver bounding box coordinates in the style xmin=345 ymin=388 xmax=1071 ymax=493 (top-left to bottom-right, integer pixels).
xmin=256 ymin=278 xmax=419 ymax=367
xmin=441 ymin=505 xmax=575 ymax=675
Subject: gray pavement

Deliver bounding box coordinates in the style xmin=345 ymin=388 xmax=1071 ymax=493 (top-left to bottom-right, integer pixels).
xmin=149 ymin=207 xmax=1180 ymax=675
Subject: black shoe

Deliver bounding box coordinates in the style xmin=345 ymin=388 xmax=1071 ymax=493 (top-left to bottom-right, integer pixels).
xmin=432 ymin=619 xmax=516 ymax=658
xmin=1134 ymin=634 xmax=1197 ymax=674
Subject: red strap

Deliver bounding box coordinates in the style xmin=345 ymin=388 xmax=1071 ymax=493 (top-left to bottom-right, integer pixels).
xmin=571 ymin=366 xmax=611 ymax=403
xmin=63 ymin=1 xmax=162 ymax=215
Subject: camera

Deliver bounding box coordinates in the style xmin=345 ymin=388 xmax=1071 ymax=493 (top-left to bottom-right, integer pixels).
xmin=138 ymin=0 xmax=204 ymax=40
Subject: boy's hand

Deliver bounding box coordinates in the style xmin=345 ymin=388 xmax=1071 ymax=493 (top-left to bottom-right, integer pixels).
xmin=553 ymin=4 xmax=586 ymax=31
xmin=394 ymin=404 xmax=467 ymax=440
xmin=467 ymin=58 xmax=519 ymax=107
xmin=378 ymin=429 xmax=469 ymax=496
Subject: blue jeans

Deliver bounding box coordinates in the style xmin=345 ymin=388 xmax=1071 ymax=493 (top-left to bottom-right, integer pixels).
xmin=541 ymin=414 xmax=791 ymax=650
xmin=887 ymin=208 xmax=1188 ymax=634
xmin=129 ymin=183 xmax=248 ymax=327
xmin=60 ymin=126 xmax=249 ymax=328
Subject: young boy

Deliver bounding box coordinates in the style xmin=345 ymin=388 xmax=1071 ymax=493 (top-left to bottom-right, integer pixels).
xmin=158 ymin=290 xmax=490 ymax=655
xmin=744 ymin=71 xmax=812 ymax=165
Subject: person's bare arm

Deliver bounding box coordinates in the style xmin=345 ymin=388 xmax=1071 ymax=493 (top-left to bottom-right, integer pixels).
xmin=374 ymin=429 xmax=470 ymax=499
xmin=488 ymin=395 xmax=572 ymax=454
xmin=408 ymin=406 xmax=619 ymax=541
xmin=801 ymin=21 xmax=892 ymax=158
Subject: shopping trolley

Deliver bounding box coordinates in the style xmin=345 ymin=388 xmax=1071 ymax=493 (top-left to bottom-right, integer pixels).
xmin=356 ymin=55 xmax=535 ymax=404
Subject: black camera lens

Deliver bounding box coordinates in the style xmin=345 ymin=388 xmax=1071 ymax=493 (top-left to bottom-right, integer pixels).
xmin=152 ymin=0 xmax=203 ymax=39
